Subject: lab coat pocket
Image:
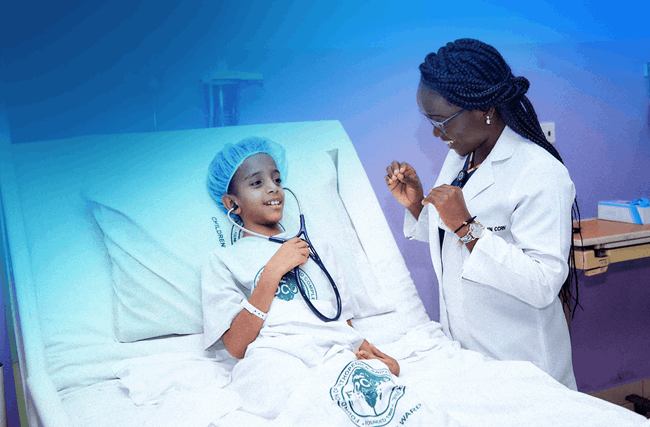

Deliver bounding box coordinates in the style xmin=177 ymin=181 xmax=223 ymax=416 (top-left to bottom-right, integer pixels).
xmin=461 ymin=278 xmax=543 ymax=368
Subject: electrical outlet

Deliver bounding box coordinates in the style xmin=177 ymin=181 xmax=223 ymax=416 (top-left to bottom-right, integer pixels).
xmin=540 ymin=122 xmax=555 ymax=144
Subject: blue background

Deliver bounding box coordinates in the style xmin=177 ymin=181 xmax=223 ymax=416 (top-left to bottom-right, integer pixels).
xmin=1 ymin=2 xmax=649 ymax=422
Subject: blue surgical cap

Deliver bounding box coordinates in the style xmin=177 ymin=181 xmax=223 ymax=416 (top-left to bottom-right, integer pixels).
xmin=207 ymin=136 xmax=288 ymax=215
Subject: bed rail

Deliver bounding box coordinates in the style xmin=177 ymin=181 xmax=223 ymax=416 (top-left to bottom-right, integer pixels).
xmin=0 ymin=103 xmax=70 ymax=426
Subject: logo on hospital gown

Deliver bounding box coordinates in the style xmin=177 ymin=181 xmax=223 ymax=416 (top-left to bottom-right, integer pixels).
xmin=330 ymin=361 xmax=405 ymax=426
xmin=253 ymin=267 xmax=317 ymax=301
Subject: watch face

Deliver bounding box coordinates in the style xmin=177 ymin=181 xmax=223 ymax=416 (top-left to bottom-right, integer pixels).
xmin=470 ymin=221 xmax=485 ymax=239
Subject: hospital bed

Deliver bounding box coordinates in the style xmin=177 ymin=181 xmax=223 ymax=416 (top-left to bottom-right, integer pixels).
xmin=1 ymin=111 xmax=647 ymax=426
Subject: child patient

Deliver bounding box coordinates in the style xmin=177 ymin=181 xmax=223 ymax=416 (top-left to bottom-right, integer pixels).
xmin=201 ymin=136 xmax=399 ymax=377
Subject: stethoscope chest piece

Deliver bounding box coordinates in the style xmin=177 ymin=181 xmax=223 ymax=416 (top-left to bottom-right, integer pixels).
xmin=456 ymin=170 xmax=467 ymax=185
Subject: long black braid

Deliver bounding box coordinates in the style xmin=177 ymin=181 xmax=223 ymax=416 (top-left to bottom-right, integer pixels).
xmin=419 ymin=38 xmax=582 ymax=317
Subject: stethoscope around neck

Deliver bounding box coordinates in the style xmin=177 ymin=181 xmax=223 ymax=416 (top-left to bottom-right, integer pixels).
xmin=227 ymin=187 xmax=342 ymax=322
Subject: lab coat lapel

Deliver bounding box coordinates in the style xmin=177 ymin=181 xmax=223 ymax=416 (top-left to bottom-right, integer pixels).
xmin=462 ymin=126 xmax=519 ymax=203
xmin=461 ymin=157 xmax=494 ymax=203
xmin=435 ymin=150 xmax=466 ymax=187
xmin=427 ymin=150 xmax=465 ymax=284
xmin=428 ymin=128 xmax=520 ymax=337
xmin=427 ymin=150 xmax=464 ymax=336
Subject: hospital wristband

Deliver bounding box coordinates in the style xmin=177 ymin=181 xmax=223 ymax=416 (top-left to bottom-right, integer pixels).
xmin=240 ymin=299 xmax=267 ymax=320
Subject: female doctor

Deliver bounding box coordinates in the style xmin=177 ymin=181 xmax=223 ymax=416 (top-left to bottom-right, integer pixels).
xmin=386 ymin=39 xmax=580 ymax=390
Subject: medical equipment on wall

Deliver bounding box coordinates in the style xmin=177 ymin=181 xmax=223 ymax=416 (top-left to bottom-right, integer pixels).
xmin=227 ymin=187 xmax=342 ymax=322
xmin=201 ymin=62 xmax=263 ymax=127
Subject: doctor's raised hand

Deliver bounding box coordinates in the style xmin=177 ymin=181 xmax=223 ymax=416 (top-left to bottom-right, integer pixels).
xmin=385 ymin=161 xmax=424 ymax=219
xmin=422 ymin=185 xmax=472 ymax=239
xmin=386 ymin=165 xmax=475 ymax=248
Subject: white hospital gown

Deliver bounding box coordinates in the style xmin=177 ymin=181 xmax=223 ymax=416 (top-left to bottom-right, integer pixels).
xmin=201 ymin=231 xmax=356 ymax=352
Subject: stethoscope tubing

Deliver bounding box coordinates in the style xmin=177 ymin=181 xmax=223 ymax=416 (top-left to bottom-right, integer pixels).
xmin=227 ymin=187 xmax=342 ymax=322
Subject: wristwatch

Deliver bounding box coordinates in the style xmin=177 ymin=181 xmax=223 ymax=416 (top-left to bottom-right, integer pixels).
xmin=458 ymin=221 xmax=485 ymax=246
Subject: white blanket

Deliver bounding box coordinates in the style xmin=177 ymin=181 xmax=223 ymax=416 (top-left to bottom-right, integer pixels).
xmin=220 ymin=300 xmax=365 ymax=420
xmin=216 ymin=300 xmax=462 ymax=426
xmin=114 ymin=302 xmax=649 ymax=427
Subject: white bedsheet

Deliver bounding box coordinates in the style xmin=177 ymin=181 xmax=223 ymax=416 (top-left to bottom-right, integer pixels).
xmin=110 ymin=353 xmax=240 ymax=427
xmin=92 ymin=302 xmax=649 ymax=427
xmin=112 ymin=352 xmax=233 ymax=406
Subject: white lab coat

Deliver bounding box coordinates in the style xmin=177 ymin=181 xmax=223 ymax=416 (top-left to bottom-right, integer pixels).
xmin=404 ymin=126 xmax=577 ymax=390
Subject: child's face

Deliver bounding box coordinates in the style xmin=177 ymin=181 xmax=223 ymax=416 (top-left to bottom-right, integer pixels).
xmin=229 ymin=153 xmax=284 ymax=234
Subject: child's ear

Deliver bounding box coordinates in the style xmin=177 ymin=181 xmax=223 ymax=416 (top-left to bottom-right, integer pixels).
xmin=222 ymin=194 xmax=241 ymax=214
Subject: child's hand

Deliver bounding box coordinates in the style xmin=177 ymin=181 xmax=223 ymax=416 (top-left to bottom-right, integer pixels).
xmin=354 ymin=340 xmax=400 ymax=377
xmin=268 ymin=237 xmax=310 ymax=277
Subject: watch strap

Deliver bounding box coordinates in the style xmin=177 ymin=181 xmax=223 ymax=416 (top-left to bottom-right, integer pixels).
xmin=454 ymin=216 xmax=477 ymax=234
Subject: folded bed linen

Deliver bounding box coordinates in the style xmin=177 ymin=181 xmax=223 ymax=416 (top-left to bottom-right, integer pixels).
xmin=111 ymin=352 xmax=234 ymax=406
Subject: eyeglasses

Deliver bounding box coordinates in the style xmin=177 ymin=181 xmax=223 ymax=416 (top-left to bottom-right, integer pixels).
xmin=424 ymin=108 xmax=466 ymax=136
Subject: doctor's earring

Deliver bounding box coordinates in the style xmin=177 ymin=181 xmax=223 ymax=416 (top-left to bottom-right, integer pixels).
xmin=486 ymin=115 xmax=491 ymax=125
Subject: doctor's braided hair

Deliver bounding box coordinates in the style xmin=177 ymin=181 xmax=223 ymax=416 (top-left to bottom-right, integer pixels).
xmin=420 ymin=38 xmax=582 ymax=317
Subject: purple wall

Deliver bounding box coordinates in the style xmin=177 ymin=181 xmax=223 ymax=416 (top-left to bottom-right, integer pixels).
xmin=516 ymin=40 xmax=650 ymax=392
xmin=3 ymin=26 xmax=650 ymax=394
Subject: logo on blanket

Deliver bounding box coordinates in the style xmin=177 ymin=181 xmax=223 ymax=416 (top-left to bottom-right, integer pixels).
xmin=330 ymin=361 xmax=405 ymax=426
xmin=254 ymin=267 xmax=317 ymax=301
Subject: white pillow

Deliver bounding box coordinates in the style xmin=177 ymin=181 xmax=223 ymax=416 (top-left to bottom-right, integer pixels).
xmin=84 ymin=148 xmax=222 ymax=341
xmin=84 ymin=143 xmax=392 ymax=342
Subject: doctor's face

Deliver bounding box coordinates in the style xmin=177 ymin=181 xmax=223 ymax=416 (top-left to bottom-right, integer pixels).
xmin=416 ymin=81 xmax=492 ymax=158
